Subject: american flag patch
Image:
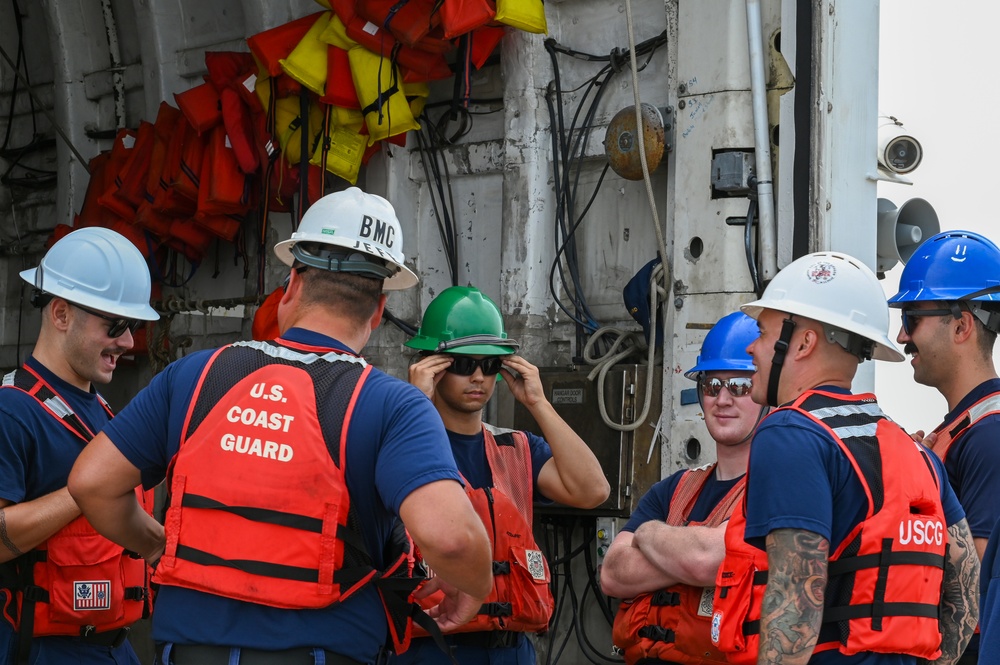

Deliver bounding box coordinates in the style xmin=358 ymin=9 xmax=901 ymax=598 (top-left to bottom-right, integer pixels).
xmin=74 ymin=581 xmax=111 ymax=611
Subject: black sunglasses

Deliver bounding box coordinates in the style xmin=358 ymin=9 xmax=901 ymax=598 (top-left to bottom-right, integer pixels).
xmin=700 ymin=377 xmax=753 ymax=398
xmin=71 ymin=303 xmax=142 ymax=338
xmin=900 ymin=305 xmax=961 ymax=335
xmin=445 ymin=356 xmax=506 ymax=376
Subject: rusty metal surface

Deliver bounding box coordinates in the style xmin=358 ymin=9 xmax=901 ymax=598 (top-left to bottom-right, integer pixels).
xmin=605 ymin=103 xmax=666 ymax=181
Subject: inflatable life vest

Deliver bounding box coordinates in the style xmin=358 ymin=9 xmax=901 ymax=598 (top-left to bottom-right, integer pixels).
xmin=414 ymin=424 xmax=554 ymax=637
xmin=612 ymin=466 xmax=744 ymax=665
xmin=0 ymin=367 xmax=153 ymax=649
xmin=154 ymin=340 xmax=424 ymax=652
xmin=928 ymin=390 xmax=1000 ymax=463
xmin=711 ymin=390 xmax=947 ymax=663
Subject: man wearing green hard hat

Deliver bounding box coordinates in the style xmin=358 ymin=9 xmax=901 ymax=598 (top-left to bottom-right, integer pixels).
xmin=399 ymin=285 xmax=610 ymax=665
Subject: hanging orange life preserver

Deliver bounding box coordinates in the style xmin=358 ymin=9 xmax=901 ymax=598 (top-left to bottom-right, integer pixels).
xmin=439 ymin=0 xmax=496 ymax=39
xmin=469 ymin=24 xmax=505 ymax=70
xmin=195 ymin=126 xmax=250 ymax=220
xmin=174 ymin=82 xmax=223 ymax=136
xmin=248 ymin=12 xmax=326 ymax=78
xmin=221 ymin=87 xmax=261 ymax=175
xmin=320 ymin=45 xmax=360 ymax=109
xmin=75 ymin=152 xmax=122 ymax=229
xmin=252 ymin=287 xmax=284 ymax=341
xmin=355 ymin=0 xmax=440 ymax=48
xmin=113 ymin=120 xmax=156 ymax=211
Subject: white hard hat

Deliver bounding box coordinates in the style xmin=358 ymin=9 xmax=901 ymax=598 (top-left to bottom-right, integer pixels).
xmin=274 ymin=188 xmax=418 ymax=290
xmin=20 ymin=227 xmax=159 ymax=321
xmin=742 ymin=251 xmax=904 ymax=362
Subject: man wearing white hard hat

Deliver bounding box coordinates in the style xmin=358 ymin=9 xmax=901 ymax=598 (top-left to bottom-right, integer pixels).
xmin=708 ymin=252 xmax=977 ymax=665
xmin=0 ymin=227 xmax=159 ymax=665
xmin=68 ymin=188 xmax=493 ymax=665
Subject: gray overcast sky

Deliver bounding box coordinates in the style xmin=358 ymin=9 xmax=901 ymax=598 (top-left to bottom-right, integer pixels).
xmin=874 ymin=0 xmax=1000 ymax=431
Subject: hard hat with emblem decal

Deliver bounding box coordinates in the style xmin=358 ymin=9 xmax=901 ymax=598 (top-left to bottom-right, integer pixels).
xmin=273 ymin=187 xmax=418 ymax=290
xmin=742 ymin=251 xmax=904 ymax=362
xmin=20 ymin=226 xmax=159 ymax=321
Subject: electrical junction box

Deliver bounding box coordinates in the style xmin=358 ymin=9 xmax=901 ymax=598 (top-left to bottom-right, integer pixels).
xmin=512 ymin=364 xmax=663 ymax=518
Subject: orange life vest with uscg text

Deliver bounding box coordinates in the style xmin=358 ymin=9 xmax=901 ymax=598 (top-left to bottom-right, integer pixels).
xmin=711 ymin=390 xmax=947 ymax=663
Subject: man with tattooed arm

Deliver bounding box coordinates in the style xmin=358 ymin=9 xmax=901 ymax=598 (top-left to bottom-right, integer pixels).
xmin=709 ymin=252 xmax=979 ymax=665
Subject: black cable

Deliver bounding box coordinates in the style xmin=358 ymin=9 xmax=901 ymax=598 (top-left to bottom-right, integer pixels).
xmin=581 ymin=521 xmax=617 ymax=626
xmin=413 ymin=121 xmax=458 ymax=285
xmin=744 ymin=196 xmax=761 ymax=296
xmin=382 ymin=307 xmax=418 ymax=336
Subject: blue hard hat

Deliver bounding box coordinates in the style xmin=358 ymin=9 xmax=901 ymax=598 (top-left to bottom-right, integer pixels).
xmin=684 ymin=312 xmax=759 ymax=380
xmin=889 ymin=230 xmax=1000 ymax=305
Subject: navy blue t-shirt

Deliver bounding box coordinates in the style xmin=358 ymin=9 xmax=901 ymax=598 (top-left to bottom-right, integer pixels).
xmin=624 ymin=466 xmax=743 ymax=532
xmin=102 ymin=328 xmax=462 ymax=663
xmin=744 ymin=387 xmax=965 ymax=665
xmin=935 ymin=378 xmax=1000 ymax=541
xmin=446 ymin=428 xmax=552 ymax=496
xmin=979 ymin=517 xmax=1000 ymax=662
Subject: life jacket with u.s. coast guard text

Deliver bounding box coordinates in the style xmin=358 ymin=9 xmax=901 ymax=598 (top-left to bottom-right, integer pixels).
xmin=711 ymin=390 xmax=948 ymax=663
xmin=0 ymin=366 xmax=154 ymax=655
xmin=612 ymin=465 xmax=744 ymax=665
xmin=153 ymin=339 xmax=425 ymax=653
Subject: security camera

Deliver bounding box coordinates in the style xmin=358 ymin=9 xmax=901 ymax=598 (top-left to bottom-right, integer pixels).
xmin=877 ymin=116 xmax=922 ymax=174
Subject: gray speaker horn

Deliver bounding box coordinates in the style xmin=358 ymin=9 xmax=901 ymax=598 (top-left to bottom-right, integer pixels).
xmin=876 ymin=198 xmax=940 ymax=273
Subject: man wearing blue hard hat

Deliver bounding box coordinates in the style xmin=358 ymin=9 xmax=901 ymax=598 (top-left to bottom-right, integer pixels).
xmin=601 ymin=311 xmax=768 ymax=665
xmin=890 ymin=229 xmax=1000 ymax=665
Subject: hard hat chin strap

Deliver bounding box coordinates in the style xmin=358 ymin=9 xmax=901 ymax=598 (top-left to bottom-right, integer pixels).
xmin=766 ymin=316 xmax=797 ymax=407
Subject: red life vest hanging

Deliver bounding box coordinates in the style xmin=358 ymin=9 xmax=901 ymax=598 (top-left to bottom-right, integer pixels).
xmin=439 ymin=0 xmax=496 ymax=39
xmin=355 ymin=0 xmax=440 ymax=48
xmin=221 ymin=88 xmax=261 ymax=175
xmin=248 ymin=12 xmax=326 ymax=78
xmin=113 ymin=120 xmax=156 ymax=211
xmin=174 ymin=82 xmax=223 ymax=135
xmin=195 ymin=126 xmax=251 ymax=220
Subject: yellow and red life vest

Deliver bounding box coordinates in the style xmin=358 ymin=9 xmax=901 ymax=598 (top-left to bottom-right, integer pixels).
xmin=414 ymin=425 xmax=554 ymax=636
xmin=0 ymin=367 xmax=153 ymax=644
xmin=711 ymin=390 xmax=947 ymax=663
xmin=612 ymin=465 xmax=744 ymax=665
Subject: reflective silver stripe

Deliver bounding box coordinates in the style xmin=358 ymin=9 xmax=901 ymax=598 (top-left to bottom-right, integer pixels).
xmin=231 ymin=340 xmax=368 ymax=367
xmin=832 ymin=423 xmax=879 ymax=439
xmin=43 ymin=395 xmax=73 ymax=419
xmin=809 ymin=402 xmax=883 ymax=421
xmin=2 ymin=371 xmax=15 ymax=386
xmin=969 ymin=394 xmax=1000 ymax=423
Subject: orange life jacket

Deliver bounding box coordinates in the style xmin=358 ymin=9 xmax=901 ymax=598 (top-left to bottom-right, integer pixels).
xmin=928 ymin=391 xmax=1000 ymax=463
xmin=712 ymin=390 xmax=947 ymax=663
xmin=612 ymin=466 xmax=744 ymax=665
xmin=0 ymin=367 xmax=153 ymax=644
xmin=154 ymin=340 xmax=423 ymax=652
xmin=414 ymin=425 xmax=554 ymax=636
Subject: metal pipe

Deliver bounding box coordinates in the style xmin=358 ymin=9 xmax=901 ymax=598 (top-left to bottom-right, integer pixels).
xmin=99 ymin=0 xmax=126 ymax=129
xmin=745 ymin=0 xmax=778 ymax=280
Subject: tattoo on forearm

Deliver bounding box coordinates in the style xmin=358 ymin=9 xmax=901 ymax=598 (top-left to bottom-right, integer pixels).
xmin=759 ymin=529 xmax=829 ymax=665
xmin=936 ymin=520 xmax=980 ymax=665
xmin=0 ymin=509 xmax=23 ymax=557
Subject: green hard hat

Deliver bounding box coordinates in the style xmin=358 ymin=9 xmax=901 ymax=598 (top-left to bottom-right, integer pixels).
xmin=405 ymin=286 xmax=520 ymax=356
